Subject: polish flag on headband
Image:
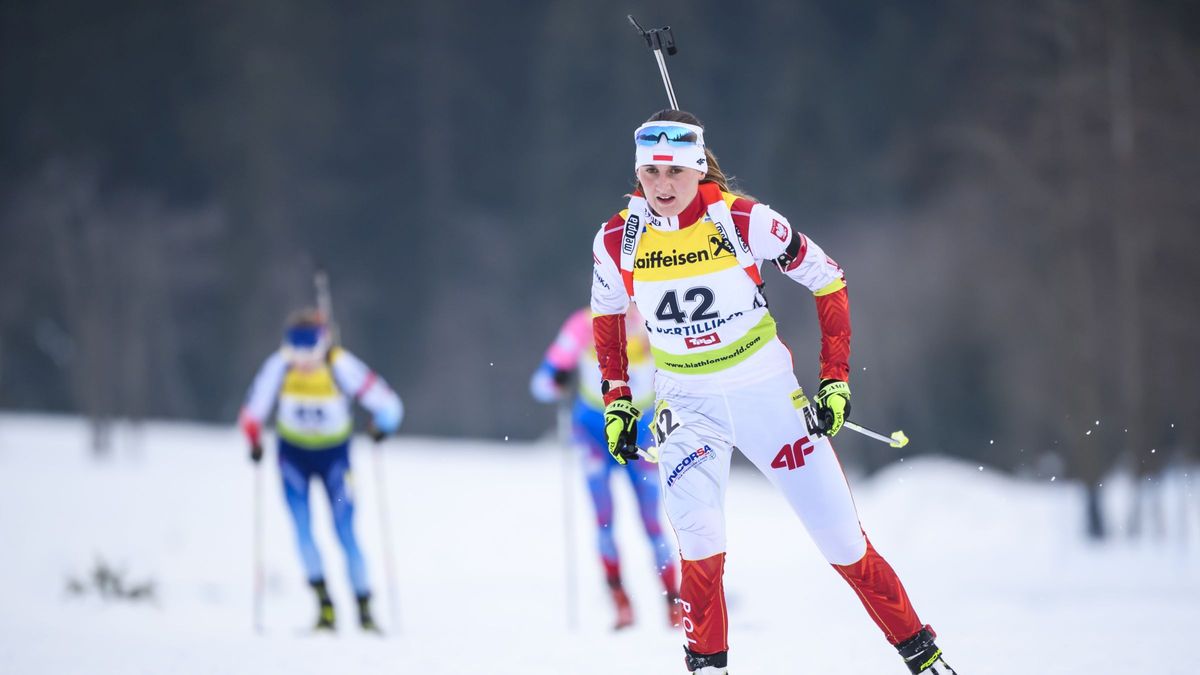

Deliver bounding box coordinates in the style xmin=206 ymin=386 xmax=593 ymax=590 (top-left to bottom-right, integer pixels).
xmin=634 ymin=121 xmax=707 ymax=171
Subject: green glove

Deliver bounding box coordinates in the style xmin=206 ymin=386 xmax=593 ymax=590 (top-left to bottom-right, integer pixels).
xmin=814 ymin=379 xmax=851 ymax=437
xmin=603 ymin=397 xmax=641 ymax=465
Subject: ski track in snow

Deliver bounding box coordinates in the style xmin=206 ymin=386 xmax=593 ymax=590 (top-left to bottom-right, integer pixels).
xmin=1 ymin=413 xmax=1197 ymax=674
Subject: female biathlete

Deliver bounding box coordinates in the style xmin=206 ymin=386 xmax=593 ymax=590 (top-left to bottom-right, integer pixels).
xmin=240 ymin=308 xmax=403 ymax=632
xmin=530 ymin=306 xmax=681 ymax=629
xmin=589 ymin=110 xmax=958 ymax=674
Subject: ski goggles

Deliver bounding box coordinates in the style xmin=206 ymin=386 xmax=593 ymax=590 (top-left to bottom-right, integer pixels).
xmin=634 ymin=122 xmax=704 ymax=148
xmin=285 ymin=324 xmax=324 ymax=348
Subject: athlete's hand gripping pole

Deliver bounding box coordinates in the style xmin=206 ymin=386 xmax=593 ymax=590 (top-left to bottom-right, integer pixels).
xmin=603 ymin=397 xmax=642 ymax=465
xmin=627 ymin=15 xmax=680 ymax=111
xmin=796 ymin=386 xmax=909 ymax=448
xmin=815 ymin=379 xmax=852 ymax=437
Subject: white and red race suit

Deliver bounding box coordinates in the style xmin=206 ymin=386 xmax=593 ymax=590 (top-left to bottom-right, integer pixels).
xmin=590 ymin=183 xmax=930 ymax=659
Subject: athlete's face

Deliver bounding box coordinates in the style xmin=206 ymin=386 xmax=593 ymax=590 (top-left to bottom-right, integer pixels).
xmin=636 ymin=164 xmax=704 ymax=217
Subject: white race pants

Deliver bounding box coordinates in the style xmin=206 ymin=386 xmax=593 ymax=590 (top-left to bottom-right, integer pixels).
xmin=653 ymin=367 xmax=867 ymax=566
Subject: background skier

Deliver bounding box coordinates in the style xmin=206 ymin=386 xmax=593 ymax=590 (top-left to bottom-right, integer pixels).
xmin=239 ymin=308 xmax=403 ymax=632
xmin=531 ymin=305 xmax=680 ymax=629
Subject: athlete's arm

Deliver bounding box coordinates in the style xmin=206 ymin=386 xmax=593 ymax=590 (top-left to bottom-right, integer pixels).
xmin=238 ymin=351 xmax=288 ymax=455
xmin=330 ymin=348 xmax=404 ymax=436
xmin=591 ymin=218 xmax=633 ymax=404
xmin=741 ymin=202 xmax=851 ymax=383
xmin=530 ymin=308 xmax=591 ymax=403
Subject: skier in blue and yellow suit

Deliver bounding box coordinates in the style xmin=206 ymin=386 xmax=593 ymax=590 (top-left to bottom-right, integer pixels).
xmin=240 ymin=308 xmax=402 ymax=632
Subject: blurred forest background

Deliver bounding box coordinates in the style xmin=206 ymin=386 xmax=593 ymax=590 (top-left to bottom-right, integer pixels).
xmin=1 ymin=1 xmax=1197 ymax=536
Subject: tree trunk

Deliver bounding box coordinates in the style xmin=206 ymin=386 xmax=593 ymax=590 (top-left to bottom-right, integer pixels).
xmin=1085 ymin=482 xmax=1106 ymax=540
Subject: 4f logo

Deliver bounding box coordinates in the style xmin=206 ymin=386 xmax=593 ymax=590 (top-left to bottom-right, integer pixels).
xmin=771 ymin=437 xmax=814 ymax=470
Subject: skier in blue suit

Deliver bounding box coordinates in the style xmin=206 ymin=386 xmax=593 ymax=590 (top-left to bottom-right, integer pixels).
xmin=240 ymin=308 xmax=402 ymax=631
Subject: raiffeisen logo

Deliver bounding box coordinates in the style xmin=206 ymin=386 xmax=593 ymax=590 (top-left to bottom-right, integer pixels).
xmin=635 ymin=247 xmax=711 ymax=269
xmin=636 ymin=239 xmax=731 ymax=270
xmin=666 ymin=444 xmax=716 ymax=487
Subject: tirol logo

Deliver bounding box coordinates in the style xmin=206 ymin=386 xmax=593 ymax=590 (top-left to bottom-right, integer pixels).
xmin=621 ymin=214 xmax=641 ymax=255
xmin=666 ymin=445 xmax=715 ymax=487
xmin=684 ymin=332 xmax=722 ymax=349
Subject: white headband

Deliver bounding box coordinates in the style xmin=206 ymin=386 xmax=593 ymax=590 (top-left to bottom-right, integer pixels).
xmin=634 ymin=121 xmax=707 ymax=171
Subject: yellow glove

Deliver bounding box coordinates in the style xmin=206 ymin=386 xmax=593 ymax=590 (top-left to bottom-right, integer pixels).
xmin=603 ymin=398 xmax=641 ymax=465
xmin=814 ymin=379 xmax=851 ymax=437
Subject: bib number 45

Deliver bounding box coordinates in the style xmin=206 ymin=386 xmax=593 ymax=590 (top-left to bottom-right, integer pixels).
xmin=655 ymin=287 xmax=719 ymax=324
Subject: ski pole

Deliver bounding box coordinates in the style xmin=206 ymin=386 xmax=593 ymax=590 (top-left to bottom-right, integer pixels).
xmin=628 ymin=15 xmax=680 ymax=110
xmin=371 ymin=437 xmax=401 ymax=631
xmin=557 ymin=395 xmax=579 ymax=631
xmin=252 ymin=459 xmax=265 ymax=634
xmin=314 ymin=268 xmax=339 ymax=346
xmin=844 ymin=420 xmax=909 ymax=448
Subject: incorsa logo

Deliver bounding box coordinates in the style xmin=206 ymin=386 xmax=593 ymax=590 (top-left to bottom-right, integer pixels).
xmin=666 ymin=444 xmax=715 ymax=487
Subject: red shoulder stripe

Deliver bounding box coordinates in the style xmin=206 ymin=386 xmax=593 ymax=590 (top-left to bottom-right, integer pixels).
xmin=601 ymin=213 xmax=624 ymax=267
xmin=730 ymin=196 xmax=758 ymax=247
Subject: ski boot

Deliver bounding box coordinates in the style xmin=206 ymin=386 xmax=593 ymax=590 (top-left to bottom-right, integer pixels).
xmin=611 ymin=585 xmax=634 ymax=630
xmin=311 ymin=579 xmax=336 ymax=631
xmin=897 ymin=626 xmax=957 ymax=674
xmin=684 ymin=647 xmax=728 ymax=674
xmin=667 ymin=591 xmax=684 ymax=628
xmin=356 ymin=593 xmax=380 ymax=633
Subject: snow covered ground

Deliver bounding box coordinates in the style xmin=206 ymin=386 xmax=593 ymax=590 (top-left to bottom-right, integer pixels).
xmin=1 ymin=413 xmax=1197 ymax=674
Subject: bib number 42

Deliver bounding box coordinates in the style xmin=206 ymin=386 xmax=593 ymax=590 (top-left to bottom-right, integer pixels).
xmin=655 ymin=287 xmax=719 ymax=324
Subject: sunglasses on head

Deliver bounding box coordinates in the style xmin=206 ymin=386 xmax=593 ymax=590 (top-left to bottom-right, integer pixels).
xmin=635 ymin=125 xmax=700 ymax=147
